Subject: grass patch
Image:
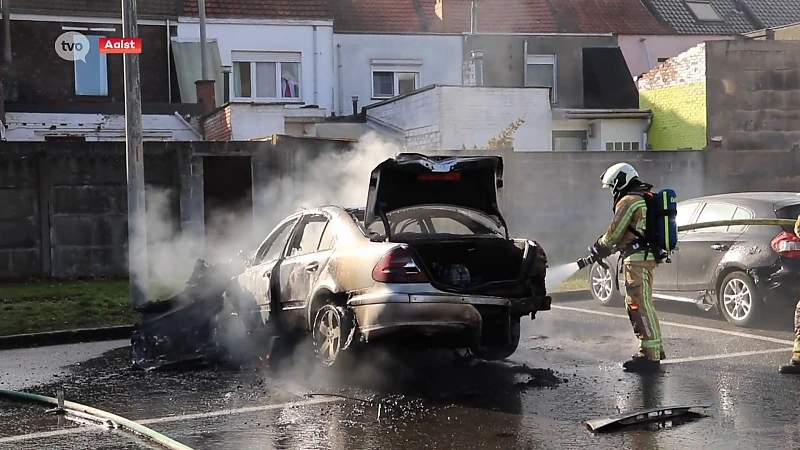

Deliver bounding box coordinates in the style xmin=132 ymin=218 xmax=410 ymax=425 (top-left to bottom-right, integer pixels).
xmin=0 ymin=278 xmax=182 ymax=337
xmin=550 ymin=272 xmax=590 ymax=292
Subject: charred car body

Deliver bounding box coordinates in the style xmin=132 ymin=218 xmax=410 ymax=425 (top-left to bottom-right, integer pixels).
xmin=132 ymin=153 xmax=551 ymax=369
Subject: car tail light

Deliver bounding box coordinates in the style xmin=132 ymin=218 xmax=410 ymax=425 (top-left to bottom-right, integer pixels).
xmin=771 ymin=231 xmax=800 ymax=258
xmin=372 ymin=247 xmax=429 ymax=283
xmin=529 ymin=242 xmax=548 ymax=278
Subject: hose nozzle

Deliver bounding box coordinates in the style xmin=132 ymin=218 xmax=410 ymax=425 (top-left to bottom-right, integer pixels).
xmin=576 ymin=246 xmax=609 ymax=270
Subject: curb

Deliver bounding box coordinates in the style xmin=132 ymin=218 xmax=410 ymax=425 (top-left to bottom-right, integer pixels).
xmin=550 ymin=289 xmax=591 ymax=302
xmin=0 ymin=325 xmax=133 ymax=351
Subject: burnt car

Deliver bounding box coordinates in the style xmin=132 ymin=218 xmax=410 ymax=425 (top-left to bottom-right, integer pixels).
xmin=588 ymin=192 xmax=800 ymax=328
xmin=232 ymin=153 xmax=551 ymax=366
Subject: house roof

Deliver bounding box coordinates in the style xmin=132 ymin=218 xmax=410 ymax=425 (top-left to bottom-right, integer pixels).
xmin=741 ymin=0 xmax=800 ymax=29
xmin=331 ymin=0 xmax=673 ymax=35
xmin=547 ymin=0 xmax=675 ymax=35
xmin=640 ymin=0 xmax=757 ymax=35
xmin=11 ymin=0 xmax=183 ymax=19
xmin=184 ymin=0 xmax=333 ymax=20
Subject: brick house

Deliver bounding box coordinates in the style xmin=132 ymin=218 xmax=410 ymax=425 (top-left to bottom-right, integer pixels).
xmin=637 ymin=39 xmax=800 ymax=151
xmin=0 ymin=0 xmax=204 ymax=141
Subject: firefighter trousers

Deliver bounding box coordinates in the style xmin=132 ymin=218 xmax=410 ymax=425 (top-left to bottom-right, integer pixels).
xmin=623 ymin=261 xmax=664 ymax=361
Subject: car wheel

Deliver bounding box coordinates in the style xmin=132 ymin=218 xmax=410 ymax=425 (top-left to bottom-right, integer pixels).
xmin=718 ymin=271 xmax=763 ymax=328
xmin=311 ymin=304 xmax=355 ymax=367
xmin=589 ymin=262 xmax=622 ymax=306
xmin=472 ymin=317 xmax=521 ymax=361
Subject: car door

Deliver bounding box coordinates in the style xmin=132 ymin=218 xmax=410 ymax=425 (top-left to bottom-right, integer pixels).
xmin=653 ymin=201 xmax=701 ymax=293
xmin=676 ymin=201 xmax=741 ymax=292
xmin=238 ymin=216 xmax=300 ymax=324
xmin=278 ymin=214 xmax=336 ymax=322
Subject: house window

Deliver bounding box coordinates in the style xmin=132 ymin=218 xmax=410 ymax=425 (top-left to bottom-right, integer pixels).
xmin=553 ymin=131 xmax=587 ymax=151
xmin=685 ymin=1 xmax=723 ymax=22
xmin=370 ymin=60 xmax=421 ymax=99
xmin=231 ymin=51 xmax=301 ymax=101
xmin=525 ymin=54 xmax=557 ymax=103
xmin=605 ymin=141 xmax=641 ymax=151
xmin=74 ymin=34 xmax=109 ymax=96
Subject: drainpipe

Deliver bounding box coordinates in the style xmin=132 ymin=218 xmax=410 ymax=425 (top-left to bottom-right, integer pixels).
xmin=166 ymin=18 xmax=171 ymax=102
xmin=2 ymin=0 xmax=16 ymax=101
xmin=639 ymin=37 xmax=653 ymax=70
xmin=336 ymin=43 xmax=343 ymax=114
xmin=312 ymin=25 xmax=318 ymax=105
xmin=198 ymin=0 xmax=209 ymax=80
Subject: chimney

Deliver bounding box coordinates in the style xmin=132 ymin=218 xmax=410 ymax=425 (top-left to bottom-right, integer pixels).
xmin=351 ymin=96 xmax=359 ymax=116
xmin=195 ymin=79 xmax=216 ymax=115
xmin=765 ymin=28 xmax=775 ymax=40
xmin=470 ymin=1 xmax=477 ymax=34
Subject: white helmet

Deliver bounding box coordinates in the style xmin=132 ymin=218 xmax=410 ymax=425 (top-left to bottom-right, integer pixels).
xmin=601 ymin=162 xmax=639 ymax=191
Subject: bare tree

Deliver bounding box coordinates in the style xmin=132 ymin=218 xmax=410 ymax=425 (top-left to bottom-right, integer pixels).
xmin=461 ymin=115 xmax=527 ymax=150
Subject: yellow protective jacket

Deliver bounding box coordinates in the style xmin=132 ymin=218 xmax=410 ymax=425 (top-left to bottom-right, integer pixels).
xmin=795 ymin=215 xmax=800 ymax=238
xmin=598 ymin=192 xmax=656 ymax=263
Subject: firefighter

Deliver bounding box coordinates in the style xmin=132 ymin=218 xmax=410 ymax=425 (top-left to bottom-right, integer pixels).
xmin=778 ymin=215 xmax=800 ymax=374
xmin=589 ymin=162 xmax=665 ymax=373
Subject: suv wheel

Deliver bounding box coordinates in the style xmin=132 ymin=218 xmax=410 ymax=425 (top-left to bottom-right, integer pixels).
xmin=718 ymin=271 xmax=763 ymax=328
xmin=589 ymin=262 xmax=622 ymax=306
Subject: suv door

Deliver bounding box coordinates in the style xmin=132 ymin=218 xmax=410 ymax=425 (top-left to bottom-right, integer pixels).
xmin=677 ymin=202 xmax=742 ymax=292
xmin=654 ymin=200 xmax=701 ymax=292
xmin=278 ymin=214 xmax=336 ymax=330
xmin=238 ymin=216 xmax=300 ymax=323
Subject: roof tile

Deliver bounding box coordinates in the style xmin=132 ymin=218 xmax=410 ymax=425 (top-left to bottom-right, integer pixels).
xmin=641 ymin=0 xmax=756 ymax=35
xmin=741 ymin=0 xmax=800 ymax=29
xmin=548 ymin=0 xmax=675 ymax=35
xmin=184 ymin=0 xmax=333 ymax=20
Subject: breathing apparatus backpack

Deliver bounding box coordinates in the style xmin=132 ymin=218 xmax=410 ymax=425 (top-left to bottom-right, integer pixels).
xmin=626 ymin=187 xmax=678 ymax=263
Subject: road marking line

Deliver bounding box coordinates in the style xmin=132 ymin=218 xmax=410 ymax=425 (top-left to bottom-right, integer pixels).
xmin=0 ymin=396 xmax=343 ymax=444
xmin=661 ymin=347 xmax=793 ymax=364
xmin=551 ymin=304 xmax=795 ymax=346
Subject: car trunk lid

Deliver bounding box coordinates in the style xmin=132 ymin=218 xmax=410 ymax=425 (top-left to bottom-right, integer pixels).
xmin=365 ymin=153 xmax=508 ymax=238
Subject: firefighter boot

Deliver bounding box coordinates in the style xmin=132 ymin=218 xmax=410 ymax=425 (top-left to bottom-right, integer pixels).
xmin=779 ymin=359 xmax=800 ymax=374
xmin=622 ymin=355 xmax=661 ymax=373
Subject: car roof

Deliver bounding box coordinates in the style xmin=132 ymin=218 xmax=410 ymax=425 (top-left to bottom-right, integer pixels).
xmin=684 ymin=192 xmax=800 ymax=209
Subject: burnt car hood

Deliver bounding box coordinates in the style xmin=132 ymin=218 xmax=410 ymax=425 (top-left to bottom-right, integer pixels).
xmin=365 ymin=153 xmax=508 ymax=234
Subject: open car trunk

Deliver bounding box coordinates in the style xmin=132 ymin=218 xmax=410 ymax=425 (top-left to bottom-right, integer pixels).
xmin=407 ymin=238 xmax=547 ymax=299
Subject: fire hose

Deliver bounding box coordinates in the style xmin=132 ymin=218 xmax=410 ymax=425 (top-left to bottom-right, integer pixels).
xmin=576 ymin=218 xmax=798 ymax=268
xmin=0 ymin=389 xmax=193 ymax=450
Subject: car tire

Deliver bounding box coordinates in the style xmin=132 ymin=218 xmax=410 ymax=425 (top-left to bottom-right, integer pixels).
xmin=718 ymin=271 xmax=763 ymax=328
xmin=311 ymin=304 xmax=356 ymax=367
xmin=589 ymin=261 xmax=622 ymax=306
xmin=472 ymin=317 xmax=521 ymax=361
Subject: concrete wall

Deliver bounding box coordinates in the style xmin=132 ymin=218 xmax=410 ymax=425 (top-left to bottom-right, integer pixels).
xmin=177 ymin=19 xmax=336 ymax=112
xmin=463 ymin=34 xmax=618 ymax=108
xmin=619 ymin=34 xmax=731 ymax=77
xmin=4 ymin=141 xmax=800 ymax=278
xmin=364 ymin=85 xmax=553 ymax=151
xmin=638 ymin=43 xmax=707 ymax=150
xmin=333 ymin=33 xmax=463 ymax=116
xmin=705 ymin=40 xmax=800 ymax=150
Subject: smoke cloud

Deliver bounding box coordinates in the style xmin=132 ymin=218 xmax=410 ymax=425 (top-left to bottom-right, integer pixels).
xmin=143 ymin=131 xmax=401 ymax=296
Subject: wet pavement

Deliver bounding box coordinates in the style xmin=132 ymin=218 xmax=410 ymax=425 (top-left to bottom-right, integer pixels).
xmin=3 ymin=297 xmax=800 ymax=449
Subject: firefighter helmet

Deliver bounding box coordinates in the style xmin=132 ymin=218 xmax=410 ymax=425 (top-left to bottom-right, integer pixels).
xmin=601 ymin=162 xmax=639 ymax=192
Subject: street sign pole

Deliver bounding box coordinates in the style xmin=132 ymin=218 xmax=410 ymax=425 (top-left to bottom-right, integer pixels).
xmin=122 ymin=0 xmax=148 ymax=308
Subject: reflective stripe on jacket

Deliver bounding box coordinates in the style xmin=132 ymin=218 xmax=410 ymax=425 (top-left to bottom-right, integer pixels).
xmin=599 ymin=193 xmax=655 ymax=263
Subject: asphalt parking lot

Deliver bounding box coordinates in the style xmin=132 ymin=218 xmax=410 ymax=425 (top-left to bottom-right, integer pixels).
xmin=3 ymin=295 xmax=800 ymax=450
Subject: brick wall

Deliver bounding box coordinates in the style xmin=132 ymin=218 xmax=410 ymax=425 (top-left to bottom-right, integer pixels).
xmin=203 ymin=105 xmax=233 ymax=141
xmin=11 ymin=21 xmax=171 ymax=104
xmin=638 ymin=43 xmax=707 ymax=150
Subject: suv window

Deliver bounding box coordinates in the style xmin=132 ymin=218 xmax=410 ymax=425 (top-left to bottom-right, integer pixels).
xmin=727 ymin=207 xmax=753 ymax=233
xmin=255 ymin=218 xmax=298 ymax=264
xmin=694 ymin=202 xmax=737 ymax=233
xmin=676 ymin=202 xmax=699 ymax=227
xmin=288 ymin=215 xmax=329 ymax=257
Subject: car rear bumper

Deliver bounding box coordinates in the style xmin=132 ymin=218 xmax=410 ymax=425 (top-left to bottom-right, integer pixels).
xmin=349 ymin=292 xmax=551 ymax=343
xmin=752 ymin=258 xmax=800 ymax=304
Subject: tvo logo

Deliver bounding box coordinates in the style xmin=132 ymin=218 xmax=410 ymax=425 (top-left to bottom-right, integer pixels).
xmin=55 ymin=31 xmax=90 ymax=62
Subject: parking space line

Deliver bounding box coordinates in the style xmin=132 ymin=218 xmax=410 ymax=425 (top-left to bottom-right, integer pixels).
xmin=0 ymin=397 xmax=343 ymax=444
xmin=551 ymin=305 xmax=795 ymax=346
xmin=661 ymin=347 xmax=793 ymax=364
